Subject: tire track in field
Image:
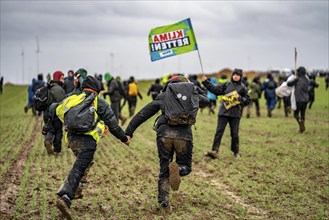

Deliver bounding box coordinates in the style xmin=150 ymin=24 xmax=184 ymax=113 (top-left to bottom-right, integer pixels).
xmin=0 ymin=117 xmax=41 ymax=219
xmin=193 ymin=169 xmax=268 ymax=219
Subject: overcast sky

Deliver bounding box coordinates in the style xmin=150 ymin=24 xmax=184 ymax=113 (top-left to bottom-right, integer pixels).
xmin=1 ymin=0 xmax=328 ymax=84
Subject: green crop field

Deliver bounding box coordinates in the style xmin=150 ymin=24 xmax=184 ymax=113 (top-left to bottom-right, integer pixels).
xmin=0 ymin=78 xmax=328 ymax=220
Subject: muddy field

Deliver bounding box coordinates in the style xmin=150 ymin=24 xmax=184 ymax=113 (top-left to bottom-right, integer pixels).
xmin=0 ymin=81 xmax=328 ymax=219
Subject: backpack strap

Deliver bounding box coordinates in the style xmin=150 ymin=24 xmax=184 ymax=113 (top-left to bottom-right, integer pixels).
xmin=153 ymin=115 xmax=161 ymax=131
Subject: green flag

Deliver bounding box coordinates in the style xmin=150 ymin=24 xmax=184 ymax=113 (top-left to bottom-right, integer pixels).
xmin=149 ymin=18 xmax=198 ymax=62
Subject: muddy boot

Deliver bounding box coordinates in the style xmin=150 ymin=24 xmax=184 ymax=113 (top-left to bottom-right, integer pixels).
xmin=56 ymin=194 xmax=72 ymax=220
xmin=267 ymin=110 xmax=272 ymax=118
xmin=299 ymin=120 xmax=305 ymax=133
xmin=44 ymin=140 xmax=54 ymax=155
xmin=24 ymin=106 xmax=28 ymax=113
xmin=168 ymin=162 xmax=180 ymax=191
xmin=234 ymin=153 xmax=241 ymax=158
xmin=205 ymin=150 xmax=218 ymax=159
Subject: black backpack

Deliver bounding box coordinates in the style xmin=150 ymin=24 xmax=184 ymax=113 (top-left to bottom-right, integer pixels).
xmin=267 ymin=80 xmax=276 ymax=89
xmin=34 ymin=83 xmax=52 ymax=111
xmin=117 ymin=81 xmax=126 ymax=98
xmin=164 ymin=82 xmax=199 ymax=125
xmin=64 ymin=93 xmax=98 ymax=133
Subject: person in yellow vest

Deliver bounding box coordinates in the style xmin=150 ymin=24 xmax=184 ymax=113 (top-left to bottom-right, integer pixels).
xmin=127 ymin=76 xmax=143 ymax=117
xmin=52 ymin=76 xmax=130 ymax=219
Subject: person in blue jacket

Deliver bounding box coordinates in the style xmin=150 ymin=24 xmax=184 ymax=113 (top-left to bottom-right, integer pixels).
xmin=24 ymin=78 xmax=37 ymax=116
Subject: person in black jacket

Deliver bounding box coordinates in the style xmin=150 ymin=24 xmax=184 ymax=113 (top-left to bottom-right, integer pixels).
xmin=147 ymin=78 xmax=163 ymax=100
xmin=0 ymin=76 xmax=3 ymax=94
xmin=63 ymin=70 xmax=75 ymax=95
xmin=287 ymin=66 xmax=310 ymax=133
xmin=43 ymin=71 xmax=66 ymax=155
xmin=125 ymin=75 xmax=209 ymax=209
xmin=202 ymin=69 xmax=251 ymax=159
xmin=32 ymin=73 xmax=45 ymax=116
xmin=53 ymin=76 xmax=131 ymax=219
xmin=307 ymin=74 xmax=319 ymax=109
xmin=102 ymin=73 xmax=128 ymax=126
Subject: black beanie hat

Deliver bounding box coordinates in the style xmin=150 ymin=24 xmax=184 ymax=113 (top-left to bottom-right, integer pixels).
xmin=82 ymin=76 xmax=101 ymax=93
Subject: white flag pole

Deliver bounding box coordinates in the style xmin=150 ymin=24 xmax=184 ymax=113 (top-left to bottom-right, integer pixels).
xmin=197 ymin=49 xmax=205 ymax=76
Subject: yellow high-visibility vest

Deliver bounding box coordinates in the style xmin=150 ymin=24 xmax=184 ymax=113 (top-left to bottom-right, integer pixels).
xmin=56 ymin=93 xmax=106 ymax=143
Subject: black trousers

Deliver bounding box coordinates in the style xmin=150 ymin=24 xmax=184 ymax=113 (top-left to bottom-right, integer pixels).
xmin=45 ymin=116 xmax=63 ymax=153
xmin=57 ymin=134 xmax=96 ymax=200
xmin=308 ymin=93 xmax=315 ymax=109
xmin=127 ymin=96 xmax=137 ymax=116
xmin=156 ymin=136 xmax=193 ymax=203
xmin=294 ymin=102 xmax=308 ymax=122
xmin=111 ymin=101 xmax=120 ymax=120
xmin=283 ymin=96 xmax=291 ymax=117
xmin=212 ymin=115 xmax=240 ymax=154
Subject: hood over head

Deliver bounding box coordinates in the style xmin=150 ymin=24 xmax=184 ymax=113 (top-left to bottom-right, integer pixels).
xmin=75 ymin=68 xmax=88 ymax=80
xmin=231 ymin=68 xmax=243 ymax=82
xmin=104 ymin=72 xmax=113 ymax=82
xmin=297 ymin=66 xmax=307 ymax=77
xmin=82 ymin=75 xmax=101 ymax=94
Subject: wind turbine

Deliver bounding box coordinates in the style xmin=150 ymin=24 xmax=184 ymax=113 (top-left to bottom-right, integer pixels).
xmin=21 ymin=46 xmax=25 ymax=84
xmin=110 ymin=52 xmax=114 ymax=72
xmin=36 ymin=36 xmax=41 ymax=74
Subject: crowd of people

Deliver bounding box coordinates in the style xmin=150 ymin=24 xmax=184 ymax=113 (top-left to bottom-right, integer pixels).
xmin=17 ymin=66 xmax=326 ymax=218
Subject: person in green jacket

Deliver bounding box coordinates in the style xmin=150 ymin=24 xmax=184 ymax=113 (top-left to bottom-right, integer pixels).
xmin=246 ymin=76 xmax=261 ymax=118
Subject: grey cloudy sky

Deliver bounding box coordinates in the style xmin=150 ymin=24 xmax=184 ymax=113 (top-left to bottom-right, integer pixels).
xmin=1 ymin=0 xmax=328 ymax=84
